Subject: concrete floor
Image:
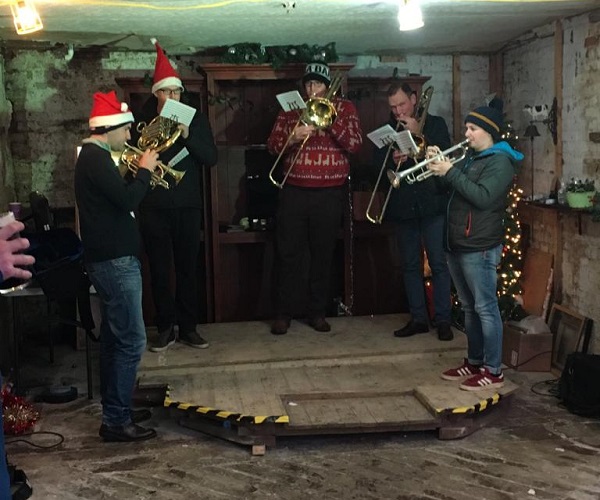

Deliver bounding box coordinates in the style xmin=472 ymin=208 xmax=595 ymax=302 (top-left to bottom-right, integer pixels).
xmin=5 ymin=319 xmax=600 ymax=500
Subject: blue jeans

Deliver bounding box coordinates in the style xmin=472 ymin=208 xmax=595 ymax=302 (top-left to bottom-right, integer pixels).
xmin=86 ymin=256 xmax=146 ymax=427
xmin=446 ymin=245 xmax=503 ymax=373
xmin=396 ymin=214 xmax=452 ymax=325
xmin=0 ymin=375 xmax=10 ymax=500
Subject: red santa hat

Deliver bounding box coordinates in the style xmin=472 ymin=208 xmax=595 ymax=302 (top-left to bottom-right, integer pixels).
xmin=88 ymin=91 xmax=133 ymax=131
xmin=151 ymin=38 xmax=183 ymax=94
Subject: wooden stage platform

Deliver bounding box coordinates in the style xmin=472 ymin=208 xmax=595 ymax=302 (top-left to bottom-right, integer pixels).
xmin=137 ymin=314 xmax=518 ymax=454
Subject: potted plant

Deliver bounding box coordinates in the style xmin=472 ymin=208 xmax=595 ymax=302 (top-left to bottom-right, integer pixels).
xmin=565 ymin=178 xmax=596 ymax=209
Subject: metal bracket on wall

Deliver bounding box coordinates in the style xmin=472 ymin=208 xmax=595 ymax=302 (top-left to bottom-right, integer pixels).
xmin=547 ymin=97 xmax=557 ymax=145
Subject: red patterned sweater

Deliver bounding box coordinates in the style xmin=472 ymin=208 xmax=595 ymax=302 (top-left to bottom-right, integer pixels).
xmin=267 ymin=97 xmax=363 ymax=188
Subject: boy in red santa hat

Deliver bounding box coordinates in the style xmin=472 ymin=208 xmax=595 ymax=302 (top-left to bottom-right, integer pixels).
xmin=75 ymin=90 xmax=159 ymax=442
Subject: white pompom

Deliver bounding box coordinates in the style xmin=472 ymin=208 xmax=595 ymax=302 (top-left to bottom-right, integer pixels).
xmin=121 ymin=103 xmax=128 ymax=112
xmin=150 ymin=37 xmax=158 ymax=46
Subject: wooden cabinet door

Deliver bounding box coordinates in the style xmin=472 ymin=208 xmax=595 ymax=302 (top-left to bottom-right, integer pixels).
xmin=200 ymin=64 xmax=354 ymax=322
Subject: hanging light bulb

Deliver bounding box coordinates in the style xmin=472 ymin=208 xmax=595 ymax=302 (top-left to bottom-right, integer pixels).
xmin=398 ymin=0 xmax=424 ymax=32
xmin=10 ymin=0 xmax=43 ymax=35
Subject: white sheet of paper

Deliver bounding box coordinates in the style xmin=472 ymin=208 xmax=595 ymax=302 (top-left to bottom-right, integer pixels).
xmin=367 ymin=124 xmax=398 ymax=149
xmin=160 ymin=99 xmax=196 ymax=127
xmin=395 ymin=130 xmax=419 ymax=156
xmin=168 ymin=147 xmax=189 ymax=167
xmin=276 ymin=91 xmax=307 ymax=112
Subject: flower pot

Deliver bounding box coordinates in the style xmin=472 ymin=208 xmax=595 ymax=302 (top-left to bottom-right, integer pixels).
xmin=566 ymin=191 xmax=594 ymax=209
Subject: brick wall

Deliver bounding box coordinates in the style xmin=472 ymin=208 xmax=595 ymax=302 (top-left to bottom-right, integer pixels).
xmin=1 ymin=47 xmax=197 ymax=209
xmin=505 ymin=12 xmax=600 ymax=353
xmin=504 ymin=36 xmax=555 ymax=198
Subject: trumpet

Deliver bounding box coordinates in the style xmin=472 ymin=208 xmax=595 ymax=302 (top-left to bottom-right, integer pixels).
xmin=268 ymin=72 xmax=343 ymax=189
xmin=120 ymin=143 xmax=186 ymax=190
xmin=387 ymin=139 xmax=470 ymax=188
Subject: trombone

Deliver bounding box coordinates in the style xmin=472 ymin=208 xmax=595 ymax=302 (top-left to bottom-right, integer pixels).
xmin=365 ymin=86 xmax=434 ymax=224
xmin=268 ymin=72 xmax=343 ymax=189
xmin=365 ymin=121 xmax=403 ymax=224
xmin=387 ymin=140 xmax=470 ymax=188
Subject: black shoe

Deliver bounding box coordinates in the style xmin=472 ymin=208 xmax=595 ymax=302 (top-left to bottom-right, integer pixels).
xmin=99 ymin=422 xmax=157 ymax=442
xmin=179 ymin=331 xmax=209 ymax=349
xmin=149 ymin=326 xmax=176 ymax=353
xmin=131 ymin=408 xmax=152 ymax=424
xmin=393 ymin=321 xmax=429 ymax=338
xmin=271 ymin=317 xmax=291 ymax=335
xmin=308 ymin=317 xmax=331 ymax=332
xmin=437 ymin=322 xmax=454 ymax=341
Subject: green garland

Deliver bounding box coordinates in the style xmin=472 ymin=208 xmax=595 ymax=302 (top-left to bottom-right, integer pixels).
xmin=217 ymin=42 xmax=338 ymax=69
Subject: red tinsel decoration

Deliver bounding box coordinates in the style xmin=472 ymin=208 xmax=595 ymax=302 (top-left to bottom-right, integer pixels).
xmin=1 ymin=383 xmax=39 ymax=435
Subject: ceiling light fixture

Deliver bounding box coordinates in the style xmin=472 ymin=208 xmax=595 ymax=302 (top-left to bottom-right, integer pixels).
xmin=398 ymin=0 xmax=424 ymax=32
xmin=10 ymin=0 xmax=43 ymax=35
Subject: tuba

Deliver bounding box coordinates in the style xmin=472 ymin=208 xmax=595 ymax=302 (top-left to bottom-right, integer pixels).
xmin=119 ymin=115 xmax=183 ymax=189
xmin=268 ymin=72 xmax=343 ymax=189
xmin=365 ymin=86 xmax=433 ymax=224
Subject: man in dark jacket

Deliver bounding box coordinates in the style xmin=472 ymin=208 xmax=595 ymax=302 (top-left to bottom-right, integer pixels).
xmin=75 ymin=90 xmax=159 ymax=442
xmin=375 ymin=82 xmax=453 ymax=341
xmin=139 ymin=39 xmax=218 ymax=352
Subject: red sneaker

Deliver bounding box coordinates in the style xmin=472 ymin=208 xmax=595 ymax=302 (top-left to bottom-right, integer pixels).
xmin=441 ymin=358 xmax=481 ymax=381
xmin=459 ymin=367 xmax=504 ymax=391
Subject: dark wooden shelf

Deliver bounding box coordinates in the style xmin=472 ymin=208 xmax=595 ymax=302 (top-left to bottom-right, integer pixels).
xmin=521 ymin=200 xmax=592 ymax=213
xmin=218 ymin=231 xmax=272 ymax=244
xmin=520 ymin=200 xmax=595 ymax=234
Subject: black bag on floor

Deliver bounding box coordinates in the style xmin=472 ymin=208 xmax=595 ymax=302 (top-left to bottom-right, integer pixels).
xmin=558 ymin=352 xmax=600 ymax=417
xmin=8 ymin=462 xmax=33 ymax=500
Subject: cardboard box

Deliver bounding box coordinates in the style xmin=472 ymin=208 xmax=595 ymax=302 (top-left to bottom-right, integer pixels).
xmin=502 ymin=324 xmax=553 ymax=372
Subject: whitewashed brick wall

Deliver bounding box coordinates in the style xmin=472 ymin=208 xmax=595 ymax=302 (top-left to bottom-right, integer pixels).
xmin=505 ymin=13 xmax=600 ymax=353
xmin=504 ymin=36 xmax=556 ymax=197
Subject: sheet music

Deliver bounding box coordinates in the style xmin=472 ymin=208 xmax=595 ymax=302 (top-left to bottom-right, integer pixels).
xmin=276 ymin=91 xmax=307 ymax=112
xmin=366 ymin=124 xmax=398 ymax=149
xmin=395 ymin=130 xmax=419 ymax=156
xmin=168 ymin=147 xmax=189 ymax=167
xmin=160 ymin=99 xmax=196 ymax=127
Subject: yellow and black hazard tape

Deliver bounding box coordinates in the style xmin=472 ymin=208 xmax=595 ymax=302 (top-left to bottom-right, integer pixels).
xmin=435 ymin=392 xmax=502 ymax=416
xmin=164 ymin=394 xmax=289 ymax=425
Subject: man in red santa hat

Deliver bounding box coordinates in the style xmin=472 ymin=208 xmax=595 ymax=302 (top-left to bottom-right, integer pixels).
xmin=75 ymin=90 xmax=159 ymax=442
xmin=137 ymin=39 xmax=218 ymax=353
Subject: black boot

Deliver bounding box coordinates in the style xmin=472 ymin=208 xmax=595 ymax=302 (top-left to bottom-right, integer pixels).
xmin=393 ymin=320 xmax=429 ymax=338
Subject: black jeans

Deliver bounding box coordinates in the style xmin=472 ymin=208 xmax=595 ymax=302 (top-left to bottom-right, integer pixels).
xmin=138 ymin=207 xmax=203 ymax=333
xmin=275 ymin=186 xmax=344 ymax=319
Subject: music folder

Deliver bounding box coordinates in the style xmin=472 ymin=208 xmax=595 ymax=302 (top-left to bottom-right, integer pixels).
xmin=395 ymin=130 xmax=419 ymax=156
xmin=366 ymin=124 xmax=398 ymax=149
xmin=276 ymin=91 xmax=307 ymax=112
xmin=160 ymin=99 xmax=196 ymax=127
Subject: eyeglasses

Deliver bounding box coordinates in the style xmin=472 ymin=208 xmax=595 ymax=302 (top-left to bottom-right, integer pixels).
xmin=159 ymin=88 xmax=182 ymax=96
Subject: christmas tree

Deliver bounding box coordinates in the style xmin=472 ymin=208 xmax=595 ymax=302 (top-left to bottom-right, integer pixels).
xmin=496 ymin=120 xmax=526 ymax=321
